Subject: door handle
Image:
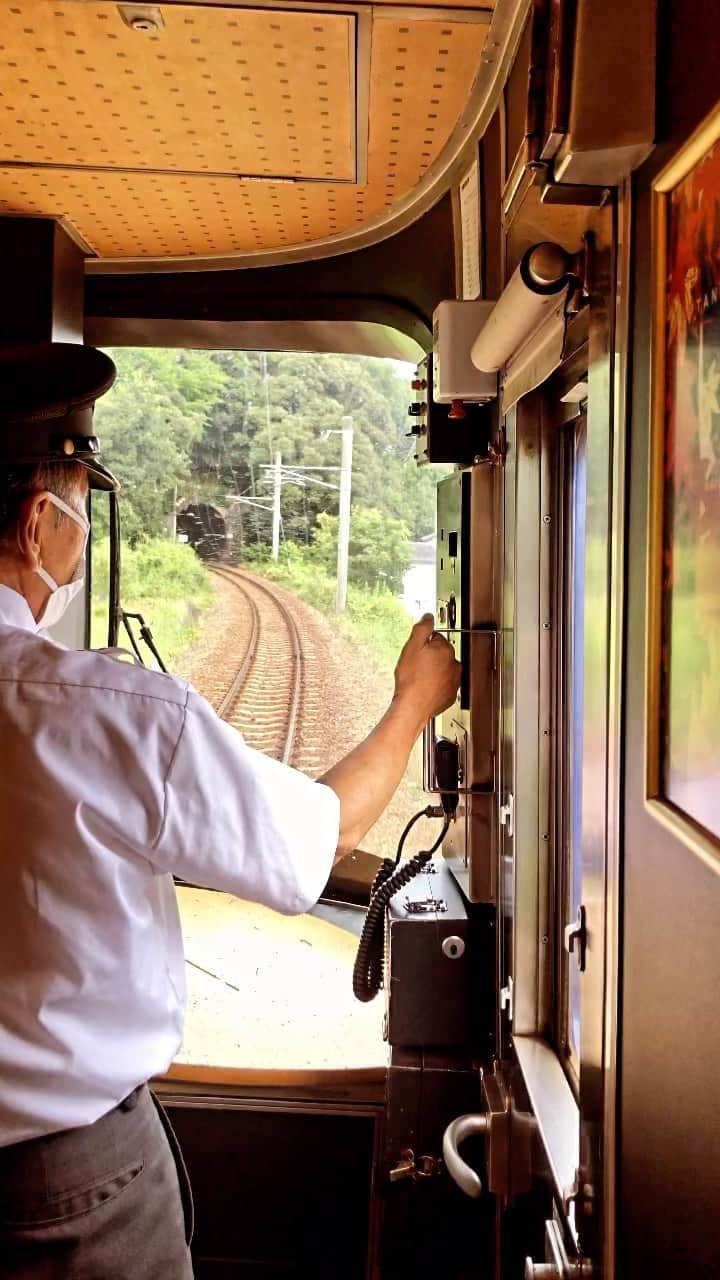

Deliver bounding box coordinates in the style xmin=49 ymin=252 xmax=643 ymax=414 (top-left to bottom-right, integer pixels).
xmin=442 ymin=1113 xmax=489 ymax=1199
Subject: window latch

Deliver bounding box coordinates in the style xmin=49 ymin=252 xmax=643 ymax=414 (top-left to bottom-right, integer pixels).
xmin=564 ymin=905 xmax=587 ymax=972
xmin=500 ymin=792 xmax=514 ymax=838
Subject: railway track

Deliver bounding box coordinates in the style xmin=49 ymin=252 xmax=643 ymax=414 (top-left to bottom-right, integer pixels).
xmin=208 ymin=566 xmax=304 ymax=765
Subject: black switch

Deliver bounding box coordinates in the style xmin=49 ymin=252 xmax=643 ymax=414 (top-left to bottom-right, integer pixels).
xmin=448 ymin=531 xmax=458 ymax=559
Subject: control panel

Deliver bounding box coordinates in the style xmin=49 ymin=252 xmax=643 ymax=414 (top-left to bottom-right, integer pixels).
xmin=408 ymin=353 xmax=493 ymax=467
xmin=431 ymin=465 xmax=503 ymax=903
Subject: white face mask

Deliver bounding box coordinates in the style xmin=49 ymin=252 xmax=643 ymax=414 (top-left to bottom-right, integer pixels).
xmin=36 ymin=493 xmax=90 ymax=630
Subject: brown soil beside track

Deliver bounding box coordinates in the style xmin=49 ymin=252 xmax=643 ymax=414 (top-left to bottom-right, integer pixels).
xmin=174 ymin=571 xmax=438 ymax=860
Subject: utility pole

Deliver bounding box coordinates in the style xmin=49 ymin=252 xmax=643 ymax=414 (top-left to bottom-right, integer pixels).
xmin=271 ymin=449 xmax=282 ymax=561
xmin=335 ymin=417 xmax=353 ymax=613
xmin=249 ymin=460 xmax=261 ymax=544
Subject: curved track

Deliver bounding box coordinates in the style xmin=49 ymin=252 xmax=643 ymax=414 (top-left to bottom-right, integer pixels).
xmin=209 ymin=566 xmax=304 ymax=765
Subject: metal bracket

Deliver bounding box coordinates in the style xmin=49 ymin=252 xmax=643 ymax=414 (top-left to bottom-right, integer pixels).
xmin=404 ymin=897 xmax=447 ymax=915
xmin=389 ymin=1148 xmax=443 ymax=1184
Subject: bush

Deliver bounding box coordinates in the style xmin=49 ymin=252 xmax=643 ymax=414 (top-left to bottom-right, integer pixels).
xmin=244 ymin=548 xmax=412 ymax=673
xmin=90 ymin=537 xmax=214 ymax=666
xmin=311 ymin=505 xmax=411 ymax=592
xmin=92 ymin=537 xmax=214 ymax=603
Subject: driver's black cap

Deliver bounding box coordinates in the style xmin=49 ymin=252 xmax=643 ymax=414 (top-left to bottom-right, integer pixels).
xmin=0 ymin=343 xmax=118 ymax=491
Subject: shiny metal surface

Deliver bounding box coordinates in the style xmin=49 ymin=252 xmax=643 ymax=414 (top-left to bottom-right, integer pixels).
xmin=525 ymin=1263 xmax=559 ymax=1280
xmin=513 ymin=1036 xmax=579 ymax=1213
xmin=575 ymin=199 xmax=615 ymax=1262
xmin=442 ymin=1113 xmax=490 ymax=1199
xmin=511 ymin=392 xmax=547 ymax=1035
xmin=553 ymin=0 xmax=655 ymax=186
xmin=436 ymin=465 xmax=503 ymax=903
xmin=501 ymin=192 xmax=617 ymax=1268
xmin=525 ymin=1219 xmax=593 ymax=1280
xmin=443 ymin=1064 xmax=533 ymax=1205
xmin=526 ymin=243 xmax=570 ymax=288
xmin=599 ymin=178 xmax=631 ymax=1280
xmin=499 ymin=404 xmax=516 ymax=1059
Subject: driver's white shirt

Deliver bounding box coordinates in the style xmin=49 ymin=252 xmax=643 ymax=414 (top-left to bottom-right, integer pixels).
xmin=0 ymin=586 xmax=339 ymax=1147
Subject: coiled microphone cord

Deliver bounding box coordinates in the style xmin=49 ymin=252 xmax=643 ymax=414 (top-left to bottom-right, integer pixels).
xmin=352 ymin=807 xmax=451 ymax=1003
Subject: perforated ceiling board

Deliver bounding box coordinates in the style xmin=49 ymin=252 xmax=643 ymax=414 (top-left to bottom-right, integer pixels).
xmin=0 ymin=3 xmax=355 ymax=178
xmin=0 ymin=2 xmax=489 ymax=260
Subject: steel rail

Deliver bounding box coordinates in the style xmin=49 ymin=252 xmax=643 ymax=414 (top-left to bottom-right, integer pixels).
xmin=210 ymin=567 xmax=261 ymax=722
xmin=209 ymin=565 xmax=304 ymax=765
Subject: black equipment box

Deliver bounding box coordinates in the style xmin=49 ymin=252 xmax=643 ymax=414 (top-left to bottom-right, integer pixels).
xmin=408 ymin=353 xmax=493 ymax=467
xmin=385 ymin=861 xmax=478 ymax=1048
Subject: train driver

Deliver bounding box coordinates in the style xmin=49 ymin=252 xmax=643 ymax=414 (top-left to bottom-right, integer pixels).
xmin=0 ymin=344 xmax=461 ymax=1279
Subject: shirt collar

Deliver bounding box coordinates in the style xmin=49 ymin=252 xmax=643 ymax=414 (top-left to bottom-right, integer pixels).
xmin=0 ymin=585 xmax=40 ymax=634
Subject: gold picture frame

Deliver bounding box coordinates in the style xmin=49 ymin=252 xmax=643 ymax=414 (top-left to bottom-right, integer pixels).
xmin=648 ymin=101 xmax=720 ymax=870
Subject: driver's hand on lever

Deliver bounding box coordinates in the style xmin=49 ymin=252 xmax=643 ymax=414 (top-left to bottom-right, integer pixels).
xmin=320 ymin=614 xmax=461 ymax=860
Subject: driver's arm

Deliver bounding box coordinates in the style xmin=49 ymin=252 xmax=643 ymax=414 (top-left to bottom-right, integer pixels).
xmin=319 ymin=615 xmax=461 ymax=859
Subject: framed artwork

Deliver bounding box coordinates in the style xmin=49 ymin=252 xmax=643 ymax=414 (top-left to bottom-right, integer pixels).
xmin=649 ymin=103 xmax=720 ymax=856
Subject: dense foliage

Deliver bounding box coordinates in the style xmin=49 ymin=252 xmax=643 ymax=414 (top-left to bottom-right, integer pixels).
xmin=93 ymin=350 xmax=439 ymax=569
xmin=310 ymin=506 xmax=411 ymax=592
xmin=90 ymin=537 xmax=215 ymax=664
xmin=257 ymin=551 xmax=413 ymax=673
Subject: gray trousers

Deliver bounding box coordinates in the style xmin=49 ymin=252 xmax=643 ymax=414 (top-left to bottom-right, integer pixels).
xmin=0 ymin=1086 xmax=194 ymax=1278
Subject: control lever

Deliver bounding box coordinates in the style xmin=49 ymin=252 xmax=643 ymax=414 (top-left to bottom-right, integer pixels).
xmin=423 ymin=723 xmax=460 ymax=816
xmin=435 ymin=736 xmax=460 ymax=815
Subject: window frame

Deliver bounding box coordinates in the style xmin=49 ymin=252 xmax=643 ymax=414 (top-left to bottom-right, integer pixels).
xmin=552 ymin=411 xmax=588 ymax=1093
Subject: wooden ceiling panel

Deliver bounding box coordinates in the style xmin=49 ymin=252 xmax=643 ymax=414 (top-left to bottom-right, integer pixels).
xmin=0 ymin=2 xmax=354 ymax=180
xmin=367 ymin=17 xmax=487 ymax=204
xmin=0 ymin=2 xmax=489 ymax=261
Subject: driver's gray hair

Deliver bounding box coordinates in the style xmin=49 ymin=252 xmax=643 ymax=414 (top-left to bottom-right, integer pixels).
xmin=0 ymin=461 xmax=87 ymax=546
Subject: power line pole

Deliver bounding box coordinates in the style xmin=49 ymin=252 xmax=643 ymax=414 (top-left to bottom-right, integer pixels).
xmin=248 ymin=460 xmax=261 ymax=544
xmin=271 ymin=449 xmax=282 ymax=561
xmin=335 ymin=417 xmax=353 ymax=613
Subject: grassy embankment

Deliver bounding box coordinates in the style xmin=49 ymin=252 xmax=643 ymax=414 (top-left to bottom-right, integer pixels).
xmin=90 ymin=538 xmax=214 ymax=666
xmin=90 ymin=538 xmax=413 ymax=677
xmin=251 ymin=553 xmax=413 ymax=673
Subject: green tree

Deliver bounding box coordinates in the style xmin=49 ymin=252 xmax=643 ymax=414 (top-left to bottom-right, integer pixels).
xmin=310 ymin=505 xmax=411 ymax=592
xmin=194 ymin=350 xmax=441 ymax=546
xmin=94 ymin=349 xmax=227 ymax=544
xmin=92 ymin=347 xmax=443 ymax=560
